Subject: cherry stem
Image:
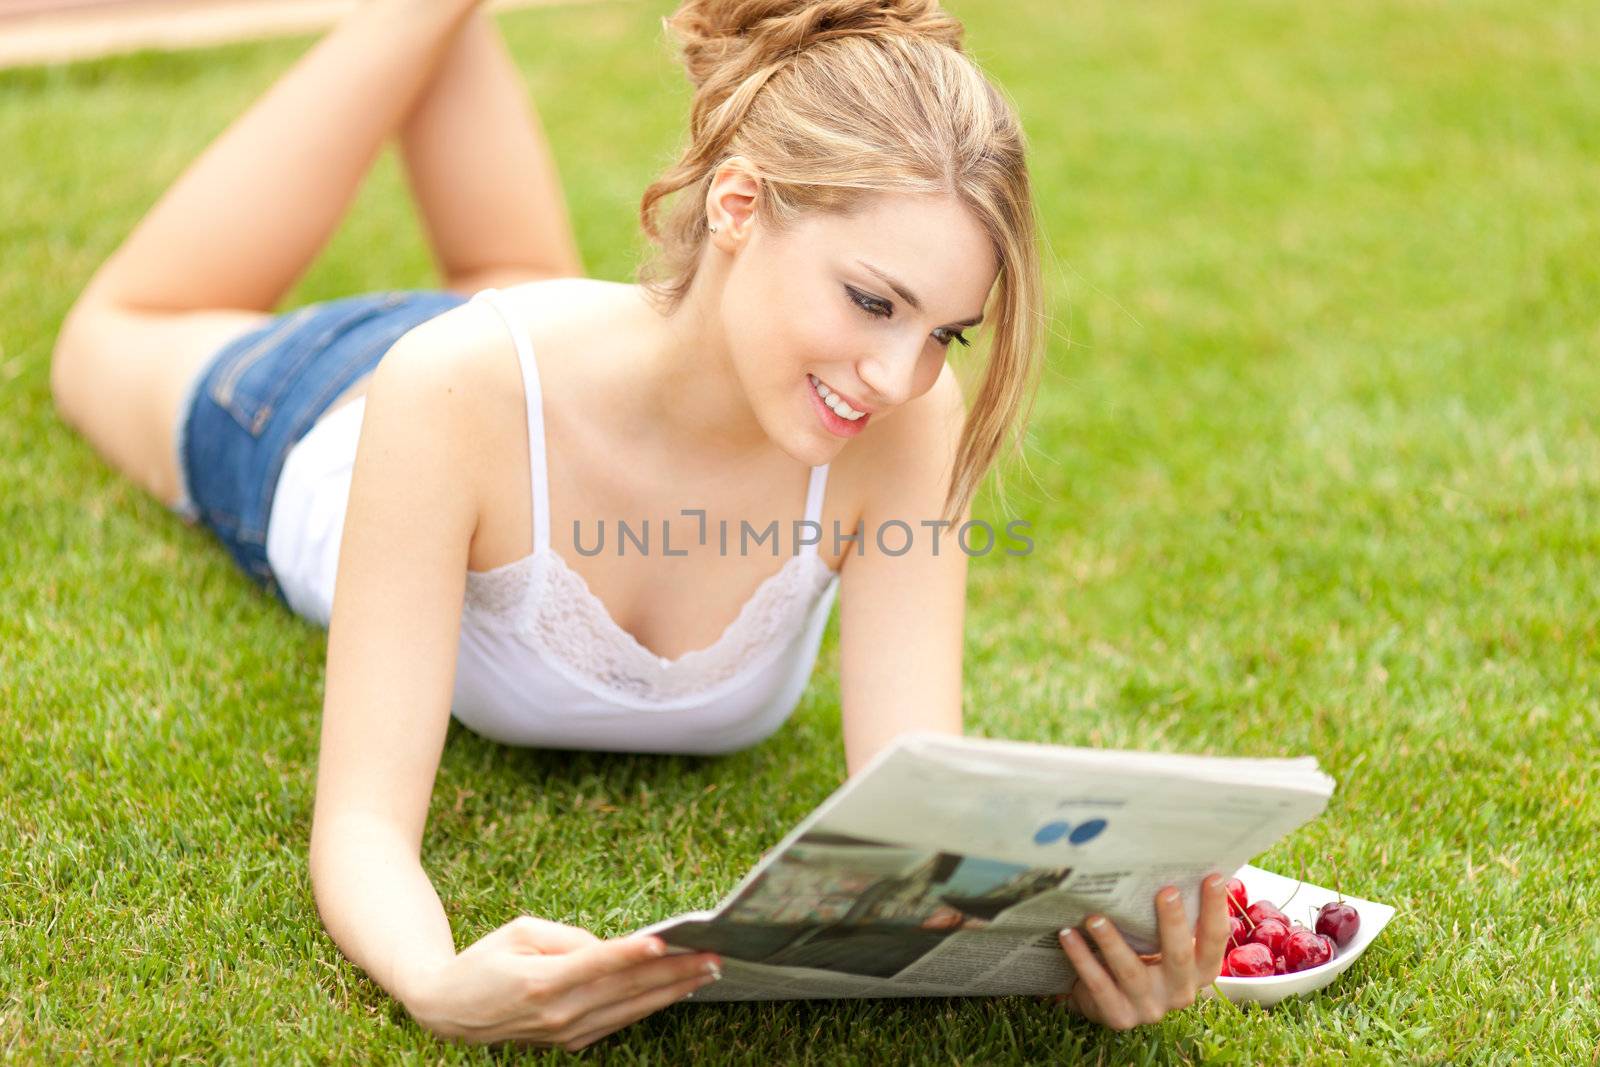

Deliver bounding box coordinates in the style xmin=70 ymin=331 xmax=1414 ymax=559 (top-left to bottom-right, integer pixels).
xmin=1274 ymin=849 xmax=1307 ymax=914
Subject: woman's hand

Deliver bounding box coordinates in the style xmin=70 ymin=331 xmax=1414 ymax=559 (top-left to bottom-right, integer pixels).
xmin=403 ymin=916 xmax=722 ymax=1051
xmin=1054 ymin=873 xmax=1229 ymax=1031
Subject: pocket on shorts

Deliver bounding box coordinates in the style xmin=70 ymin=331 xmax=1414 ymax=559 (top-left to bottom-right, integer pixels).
xmin=206 ymin=292 xmax=410 ymax=438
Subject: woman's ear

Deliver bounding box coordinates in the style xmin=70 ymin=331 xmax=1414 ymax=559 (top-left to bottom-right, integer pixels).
xmin=705 ymin=156 xmax=761 ymax=246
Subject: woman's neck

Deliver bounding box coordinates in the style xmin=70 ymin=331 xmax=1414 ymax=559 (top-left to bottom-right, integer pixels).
xmin=617 ymin=275 xmax=782 ymax=466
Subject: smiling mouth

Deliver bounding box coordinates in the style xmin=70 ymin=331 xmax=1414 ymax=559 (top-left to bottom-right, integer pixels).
xmin=808 ymin=373 xmax=871 ymax=421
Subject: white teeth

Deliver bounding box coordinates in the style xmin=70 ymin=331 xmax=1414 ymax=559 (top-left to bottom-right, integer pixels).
xmin=810 ymin=374 xmax=865 ymax=420
xmin=829 ymin=395 xmax=864 ymax=420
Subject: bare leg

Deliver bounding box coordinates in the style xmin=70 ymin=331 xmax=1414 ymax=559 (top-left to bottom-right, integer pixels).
xmin=400 ymin=11 xmax=585 ymax=292
xmin=83 ymin=0 xmax=485 ymax=313
xmin=310 ymin=9 xmax=587 ymax=424
xmin=52 ymin=0 xmax=489 ymax=510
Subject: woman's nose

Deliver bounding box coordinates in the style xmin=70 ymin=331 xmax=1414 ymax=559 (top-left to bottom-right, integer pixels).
xmin=856 ymin=344 xmax=923 ymax=411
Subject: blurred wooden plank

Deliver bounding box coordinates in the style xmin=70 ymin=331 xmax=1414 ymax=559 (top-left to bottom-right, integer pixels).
xmin=0 ymin=0 xmax=595 ymax=69
xmin=0 ymin=0 xmax=149 ymax=17
xmin=0 ymin=1 xmax=148 ymax=16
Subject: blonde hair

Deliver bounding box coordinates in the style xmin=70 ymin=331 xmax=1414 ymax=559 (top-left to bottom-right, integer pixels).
xmin=639 ymin=0 xmax=1046 ymax=524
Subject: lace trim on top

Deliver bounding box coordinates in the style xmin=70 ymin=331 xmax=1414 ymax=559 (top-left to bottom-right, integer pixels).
xmin=463 ymin=549 xmax=838 ymax=710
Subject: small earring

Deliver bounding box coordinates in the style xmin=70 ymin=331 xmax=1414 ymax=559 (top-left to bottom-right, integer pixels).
xmin=708 ymin=224 xmax=720 ymax=234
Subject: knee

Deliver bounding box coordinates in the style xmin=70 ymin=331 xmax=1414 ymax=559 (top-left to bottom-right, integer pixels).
xmin=50 ymin=295 xmax=104 ymax=429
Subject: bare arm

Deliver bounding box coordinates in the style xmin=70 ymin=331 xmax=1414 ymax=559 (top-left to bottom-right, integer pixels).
xmin=306 ymin=307 xmax=721 ymax=1048
xmin=307 ymin=311 xmax=483 ymax=1007
xmin=837 ymin=366 xmax=969 ymax=778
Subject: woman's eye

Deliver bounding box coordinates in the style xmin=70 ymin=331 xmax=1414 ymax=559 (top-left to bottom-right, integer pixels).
xmin=847 ymin=286 xmax=892 ymax=318
xmin=849 ymin=286 xmax=971 ymax=348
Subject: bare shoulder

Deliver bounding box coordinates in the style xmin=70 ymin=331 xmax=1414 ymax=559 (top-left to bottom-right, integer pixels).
xmin=450 ymin=276 xmax=635 ymax=391
xmin=393 ymin=276 xmax=609 ymax=380
xmin=363 ymin=279 xmax=617 ymax=557
xmin=387 ymin=296 xmax=522 ymax=400
xmin=366 ymin=291 xmax=542 ymax=504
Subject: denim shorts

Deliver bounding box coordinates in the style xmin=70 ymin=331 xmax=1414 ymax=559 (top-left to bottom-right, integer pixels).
xmin=172 ymin=289 xmax=471 ymax=604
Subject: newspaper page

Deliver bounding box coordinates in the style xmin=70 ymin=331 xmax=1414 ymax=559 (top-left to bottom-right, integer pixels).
xmin=637 ymin=732 xmax=1336 ymax=1001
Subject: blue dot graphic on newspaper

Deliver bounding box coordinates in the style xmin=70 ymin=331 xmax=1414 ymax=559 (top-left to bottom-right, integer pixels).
xmin=1068 ymin=819 xmax=1108 ymax=845
xmin=1032 ymin=821 xmax=1071 ymax=845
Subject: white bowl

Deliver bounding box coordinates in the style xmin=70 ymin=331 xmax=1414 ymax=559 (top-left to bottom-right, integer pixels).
xmin=1209 ymin=863 xmax=1396 ymax=1008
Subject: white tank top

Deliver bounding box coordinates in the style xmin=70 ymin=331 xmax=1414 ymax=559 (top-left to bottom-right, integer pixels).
xmin=265 ymin=288 xmax=841 ymax=754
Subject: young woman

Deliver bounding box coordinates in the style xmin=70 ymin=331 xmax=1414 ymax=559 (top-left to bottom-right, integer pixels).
xmin=50 ymin=0 xmax=1229 ymax=1051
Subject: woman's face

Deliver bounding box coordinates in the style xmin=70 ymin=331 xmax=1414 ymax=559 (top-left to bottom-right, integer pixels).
xmin=716 ymin=188 xmax=999 ymax=462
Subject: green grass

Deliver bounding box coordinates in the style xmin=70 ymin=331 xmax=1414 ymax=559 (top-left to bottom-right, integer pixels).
xmin=3 ymin=0 xmax=1598 ymax=1061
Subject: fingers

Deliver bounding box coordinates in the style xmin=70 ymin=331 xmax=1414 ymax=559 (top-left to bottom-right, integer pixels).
xmin=560 ymin=949 xmax=722 ymax=1021
xmin=1155 ymin=886 xmax=1197 ymax=1002
xmin=1057 ymin=927 xmax=1136 ymax=1030
xmin=544 ymin=933 xmax=672 ymax=987
xmin=1082 ymin=914 xmax=1154 ymax=1012
xmin=488 ymin=947 xmax=716 ymax=1047
xmin=558 ymin=967 xmax=721 ymax=1051
xmin=1193 ymin=874 xmax=1231 ymax=982
xmin=1056 ymin=881 xmax=1231 ymax=1033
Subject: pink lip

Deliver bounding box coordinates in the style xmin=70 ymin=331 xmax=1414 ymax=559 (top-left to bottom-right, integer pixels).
xmin=808 ymin=374 xmax=871 ymax=437
xmin=810 ymin=375 xmax=877 ymax=416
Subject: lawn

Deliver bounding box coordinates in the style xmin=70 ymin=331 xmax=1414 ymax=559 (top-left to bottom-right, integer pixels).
xmin=3 ymin=0 xmax=1598 ymax=1061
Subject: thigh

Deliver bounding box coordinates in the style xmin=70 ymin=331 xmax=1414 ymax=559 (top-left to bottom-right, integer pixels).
xmin=53 ymin=301 xmax=274 ymax=509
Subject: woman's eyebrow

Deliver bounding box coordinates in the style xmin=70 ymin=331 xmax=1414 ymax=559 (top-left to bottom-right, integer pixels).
xmin=857 ymin=259 xmax=985 ymax=327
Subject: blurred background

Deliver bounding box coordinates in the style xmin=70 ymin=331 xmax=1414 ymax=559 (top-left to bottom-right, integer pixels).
xmin=2 ymin=0 xmax=1595 ymax=1061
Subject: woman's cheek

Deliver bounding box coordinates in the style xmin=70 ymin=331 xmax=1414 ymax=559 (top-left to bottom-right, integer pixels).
xmin=796 ymin=313 xmax=851 ymax=372
xmin=912 ymin=348 xmax=947 ymax=397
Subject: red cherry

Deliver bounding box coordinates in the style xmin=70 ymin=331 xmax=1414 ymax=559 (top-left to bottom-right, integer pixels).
xmin=1316 ymin=902 xmax=1360 ymax=947
xmin=1283 ymin=928 xmax=1334 ymax=972
xmin=1317 ymin=932 xmax=1338 ymax=958
xmin=1224 ymin=878 xmax=1248 ymax=917
xmin=1228 ymin=916 xmax=1248 ymax=950
xmin=1225 ymin=943 xmax=1274 ymax=977
xmin=1245 ymin=901 xmax=1289 ymax=928
xmin=1247 ymin=918 xmax=1291 ymax=957
xmin=1273 ymin=955 xmax=1287 ymax=975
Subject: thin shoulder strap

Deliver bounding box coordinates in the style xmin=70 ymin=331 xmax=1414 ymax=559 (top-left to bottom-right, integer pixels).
xmin=802 ymin=463 xmax=830 ymax=557
xmin=471 ymin=288 xmax=550 ymax=553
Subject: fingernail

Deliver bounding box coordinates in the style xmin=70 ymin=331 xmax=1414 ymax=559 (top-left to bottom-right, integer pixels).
xmin=703 ymin=960 xmax=723 ymax=980
xmin=1161 ymin=888 xmax=1181 ymax=906
xmin=1058 ymin=927 xmax=1076 ymax=943
xmin=1087 ymin=915 xmax=1107 ymax=931
xmin=648 ymin=938 xmax=667 ymax=956
xmin=1204 ymin=874 xmax=1224 ymax=891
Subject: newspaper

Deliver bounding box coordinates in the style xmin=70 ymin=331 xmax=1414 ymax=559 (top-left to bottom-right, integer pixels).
xmin=636 ymin=732 xmax=1336 ymax=1001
